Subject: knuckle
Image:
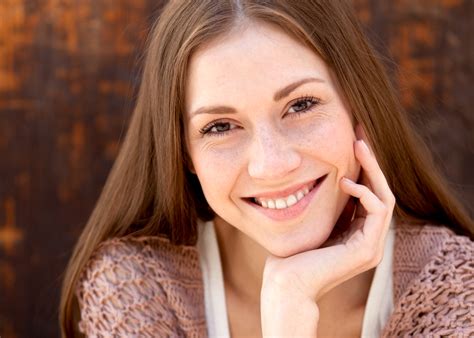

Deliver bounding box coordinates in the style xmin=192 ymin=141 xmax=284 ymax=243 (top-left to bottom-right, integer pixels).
xmin=266 ymin=268 xmax=310 ymax=297
xmin=376 ymin=202 xmax=389 ymax=216
xmin=359 ymin=185 xmax=371 ymax=197
xmin=264 ymin=264 xmax=298 ymax=289
xmin=389 ymin=194 xmax=396 ymax=208
xmin=371 ymin=249 xmax=384 ymax=266
xmin=272 ymin=269 xmax=293 ymax=287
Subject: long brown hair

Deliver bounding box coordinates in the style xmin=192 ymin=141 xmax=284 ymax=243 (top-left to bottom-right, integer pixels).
xmin=60 ymin=0 xmax=473 ymax=336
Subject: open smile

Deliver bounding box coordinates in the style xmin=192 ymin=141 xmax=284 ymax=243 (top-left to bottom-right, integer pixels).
xmin=244 ymin=174 xmax=328 ymax=221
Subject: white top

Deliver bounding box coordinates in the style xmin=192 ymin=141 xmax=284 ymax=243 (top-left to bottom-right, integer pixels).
xmin=197 ymin=220 xmax=231 ymax=337
xmin=197 ymin=220 xmax=395 ymax=338
xmin=361 ymin=221 xmax=395 ymax=337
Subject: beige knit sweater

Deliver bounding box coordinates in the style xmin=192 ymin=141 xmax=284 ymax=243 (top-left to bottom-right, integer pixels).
xmin=75 ymin=223 xmax=474 ymax=337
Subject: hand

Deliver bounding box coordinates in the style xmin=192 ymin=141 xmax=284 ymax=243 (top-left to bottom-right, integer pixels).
xmin=260 ymin=125 xmax=396 ymax=336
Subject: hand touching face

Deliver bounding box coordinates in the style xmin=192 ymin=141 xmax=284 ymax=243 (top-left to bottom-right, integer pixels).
xmin=260 ymin=125 xmax=396 ymax=336
xmin=185 ymin=21 xmax=360 ymax=257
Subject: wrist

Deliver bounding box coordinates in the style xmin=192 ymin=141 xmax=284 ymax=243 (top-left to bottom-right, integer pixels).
xmin=261 ymin=286 xmax=319 ymax=336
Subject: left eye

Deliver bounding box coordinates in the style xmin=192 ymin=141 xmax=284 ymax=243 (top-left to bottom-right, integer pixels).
xmin=288 ymin=97 xmax=320 ymax=114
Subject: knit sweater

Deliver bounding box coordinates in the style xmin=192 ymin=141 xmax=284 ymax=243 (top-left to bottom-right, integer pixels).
xmin=75 ymin=223 xmax=474 ymax=337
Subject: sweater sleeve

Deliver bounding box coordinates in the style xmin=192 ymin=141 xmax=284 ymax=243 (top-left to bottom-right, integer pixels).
xmin=75 ymin=237 xmax=206 ymax=337
xmin=383 ymin=230 xmax=474 ymax=337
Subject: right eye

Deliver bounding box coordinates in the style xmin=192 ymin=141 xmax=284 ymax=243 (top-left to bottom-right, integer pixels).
xmin=199 ymin=121 xmax=238 ymax=136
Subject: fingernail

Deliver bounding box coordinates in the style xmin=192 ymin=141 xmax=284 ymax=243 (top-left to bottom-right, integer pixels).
xmin=359 ymin=140 xmax=369 ymax=153
xmin=342 ymin=177 xmax=355 ymax=184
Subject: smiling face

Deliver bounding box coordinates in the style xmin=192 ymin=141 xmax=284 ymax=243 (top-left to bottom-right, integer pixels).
xmin=185 ymin=22 xmax=360 ymax=257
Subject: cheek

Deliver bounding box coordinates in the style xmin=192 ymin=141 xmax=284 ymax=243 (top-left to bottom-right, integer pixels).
xmin=192 ymin=146 xmax=244 ymax=202
xmin=289 ymin=116 xmax=356 ymax=166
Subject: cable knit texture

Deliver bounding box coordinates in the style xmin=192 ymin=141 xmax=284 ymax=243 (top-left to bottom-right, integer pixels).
xmin=381 ymin=224 xmax=474 ymax=337
xmin=76 ymin=223 xmax=474 ymax=337
xmin=76 ymin=236 xmax=206 ymax=337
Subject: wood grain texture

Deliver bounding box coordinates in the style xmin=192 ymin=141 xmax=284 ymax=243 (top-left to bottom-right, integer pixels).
xmin=0 ymin=0 xmax=472 ymax=337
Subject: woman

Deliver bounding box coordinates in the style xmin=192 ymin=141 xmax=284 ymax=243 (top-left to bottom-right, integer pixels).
xmin=60 ymin=0 xmax=473 ymax=337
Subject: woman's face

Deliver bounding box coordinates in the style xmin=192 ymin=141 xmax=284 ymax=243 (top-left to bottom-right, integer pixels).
xmin=185 ymin=22 xmax=360 ymax=257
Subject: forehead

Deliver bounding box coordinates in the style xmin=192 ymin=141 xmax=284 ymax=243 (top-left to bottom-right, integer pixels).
xmin=185 ymin=22 xmax=334 ymax=112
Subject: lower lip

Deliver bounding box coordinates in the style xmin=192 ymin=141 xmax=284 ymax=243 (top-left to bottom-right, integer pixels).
xmin=246 ymin=174 xmax=327 ymax=222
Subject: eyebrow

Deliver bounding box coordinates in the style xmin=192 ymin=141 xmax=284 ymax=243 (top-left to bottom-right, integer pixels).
xmin=190 ymin=76 xmax=324 ymax=116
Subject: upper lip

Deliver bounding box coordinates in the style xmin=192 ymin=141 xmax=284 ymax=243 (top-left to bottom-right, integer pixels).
xmin=244 ymin=174 xmax=327 ymax=199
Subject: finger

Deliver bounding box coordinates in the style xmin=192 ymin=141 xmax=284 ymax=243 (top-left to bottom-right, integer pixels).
xmin=354 ymin=171 xmax=374 ymax=219
xmin=354 ymin=124 xmax=395 ymax=206
xmin=340 ymin=177 xmax=391 ymax=241
xmin=328 ymin=197 xmax=356 ymax=242
xmin=355 ymin=124 xmax=372 ymax=152
xmin=356 ymin=169 xmax=372 ymax=193
xmin=354 ymin=139 xmax=395 ymax=207
xmin=354 ymin=198 xmax=366 ymax=219
xmin=278 ymin=176 xmax=391 ymax=300
xmin=341 ymin=177 xmax=386 ymax=216
xmin=291 ymin=173 xmax=393 ymax=300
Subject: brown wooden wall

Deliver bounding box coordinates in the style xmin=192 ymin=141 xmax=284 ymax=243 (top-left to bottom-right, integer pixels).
xmin=0 ymin=1 xmax=472 ymax=337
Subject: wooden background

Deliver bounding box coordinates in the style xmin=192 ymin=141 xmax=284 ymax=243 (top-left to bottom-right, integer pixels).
xmin=0 ymin=0 xmax=472 ymax=337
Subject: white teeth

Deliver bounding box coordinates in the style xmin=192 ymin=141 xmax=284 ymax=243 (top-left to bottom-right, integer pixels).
xmin=267 ymin=200 xmax=276 ymax=209
xmin=296 ymin=191 xmax=304 ymax=201
xmin=275 ymin=199 xmax=286 ymax=209
xmin=286 ymin=194 xmax=298 ymax=207
xmin=254 ymin=183 xmax=314 ymax=210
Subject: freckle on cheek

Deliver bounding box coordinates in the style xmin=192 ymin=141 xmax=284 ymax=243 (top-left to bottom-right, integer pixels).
xmin=205 ymin=152 xmax=242 ymax=174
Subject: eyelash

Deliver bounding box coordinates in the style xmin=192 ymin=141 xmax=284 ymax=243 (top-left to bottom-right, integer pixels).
xmin=199 ymin=95 xmax=321 ymax=136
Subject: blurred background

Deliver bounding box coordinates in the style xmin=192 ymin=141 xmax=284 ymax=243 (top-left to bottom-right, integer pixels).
xmin=0 ymin=0 xmax=472 ymax=337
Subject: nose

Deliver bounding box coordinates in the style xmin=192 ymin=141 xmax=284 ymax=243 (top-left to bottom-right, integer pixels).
xmin=247 ymin=126 xmax=302 ymax=180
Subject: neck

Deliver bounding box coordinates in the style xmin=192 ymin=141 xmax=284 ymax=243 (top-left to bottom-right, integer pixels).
xmin=213 ymin=216 xmax=375 ymax=314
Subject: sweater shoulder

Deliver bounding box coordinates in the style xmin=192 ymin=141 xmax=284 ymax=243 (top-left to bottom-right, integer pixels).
xmin=75 ymin=235 xmax=206 ymax=337
xmin=392 ymin=223 xmax=463 ymax=295
xmin=394 ymin=222 xmax=458 ymax=249
xmin=385 ymin=223 xmax=474 ymax=336
xmin=81 ymin=235 xmax=202 ymax=281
